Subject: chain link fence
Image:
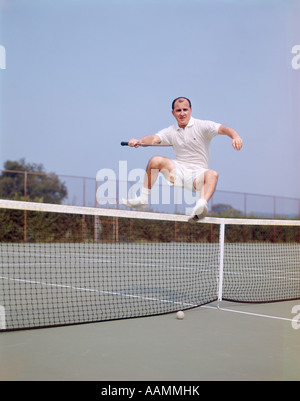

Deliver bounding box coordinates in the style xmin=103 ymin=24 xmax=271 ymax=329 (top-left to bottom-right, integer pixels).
xmin=1 ymin=169 xmax=299 ymax=219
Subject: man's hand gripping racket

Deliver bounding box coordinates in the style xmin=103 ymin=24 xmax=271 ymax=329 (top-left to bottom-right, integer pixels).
xmin=121 ymin=141 xmax=171 ymax=148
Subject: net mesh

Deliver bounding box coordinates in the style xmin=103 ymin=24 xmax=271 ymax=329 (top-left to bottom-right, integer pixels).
xmin=0 ymin=200 xmax=299 ymax=331
xmin=222 ymin=224 xmax=300 ymax=303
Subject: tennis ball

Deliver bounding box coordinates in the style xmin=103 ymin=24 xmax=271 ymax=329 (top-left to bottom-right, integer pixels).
xmin=176 ymin=311 xmax=184 ymax=320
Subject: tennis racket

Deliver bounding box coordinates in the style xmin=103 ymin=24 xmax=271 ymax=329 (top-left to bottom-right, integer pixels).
xmin=121 ymin=141 xmax=171 ymax=147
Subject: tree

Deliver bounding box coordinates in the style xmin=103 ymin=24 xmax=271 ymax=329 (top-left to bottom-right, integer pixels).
xmin=211 ymin=203 xmax=243 ymax=217
xmin=0 ymin=159 xmax=68 ymax=204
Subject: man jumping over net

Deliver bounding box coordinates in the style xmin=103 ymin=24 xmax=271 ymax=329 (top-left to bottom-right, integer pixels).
xmin=122 ymin=97 xmax=243 ymax=222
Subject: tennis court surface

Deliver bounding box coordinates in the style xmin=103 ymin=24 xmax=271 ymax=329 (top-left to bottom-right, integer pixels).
xmin=0 ymin=200 xmax=299 ymax=381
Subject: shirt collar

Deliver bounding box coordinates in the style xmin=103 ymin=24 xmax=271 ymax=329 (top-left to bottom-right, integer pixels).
xmin=175 ymin=117 xmax=194 ymax=130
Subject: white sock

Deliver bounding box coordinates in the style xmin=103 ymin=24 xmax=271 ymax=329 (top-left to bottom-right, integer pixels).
xmin=198 ymin=198 xmax=207 ymax=205
xmin=140 ymin=187 xmax=151 ymax=202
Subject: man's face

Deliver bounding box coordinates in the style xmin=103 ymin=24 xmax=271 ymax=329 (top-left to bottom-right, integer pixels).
xmin=172 ymin=99 xmax=192 ymax=129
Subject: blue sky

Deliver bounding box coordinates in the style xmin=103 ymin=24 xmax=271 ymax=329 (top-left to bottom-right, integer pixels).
xmin=0 ymin=0 xmax=299 ymax=203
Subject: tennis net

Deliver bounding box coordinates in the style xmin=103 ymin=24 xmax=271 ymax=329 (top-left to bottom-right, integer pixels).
xmin=0 ymin=199 xmax=299 ymax=331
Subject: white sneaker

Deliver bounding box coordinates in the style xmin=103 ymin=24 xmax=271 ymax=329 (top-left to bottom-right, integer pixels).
xmin=121 ymin=197 xmax=148 ymax=211
xmin=188 ymin=199 xmax=208 ymax=224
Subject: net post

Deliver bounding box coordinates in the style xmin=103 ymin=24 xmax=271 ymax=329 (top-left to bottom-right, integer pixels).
xmin=217 ymin=219 xmax=225 ymax=309
xmin=0 ymin=305 xmax=6 ymax=330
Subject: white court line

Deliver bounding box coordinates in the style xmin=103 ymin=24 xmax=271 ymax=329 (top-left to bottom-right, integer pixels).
xmin=1 ymin=273 xmax=297 ymax=323
xmin=202 ymin=304 xmax=294 ymax=323
xmin=0 ymin=275 xmax=197 ymax=308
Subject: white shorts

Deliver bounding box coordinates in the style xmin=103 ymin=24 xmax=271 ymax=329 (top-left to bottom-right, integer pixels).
xmin=169 ymin=161 xmax=208 ymax=192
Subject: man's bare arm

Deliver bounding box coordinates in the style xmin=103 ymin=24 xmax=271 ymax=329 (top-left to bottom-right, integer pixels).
xmin=128 ymin=135 xmax=161 ymax=148
xmin=218 ymin=125 xmax=243 ymax=151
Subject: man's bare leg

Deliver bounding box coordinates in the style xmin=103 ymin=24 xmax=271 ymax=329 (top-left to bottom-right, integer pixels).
xmin=144 ymin=156 xmax=176 ymax=188
xmin=122 ymin=156 xmax=175 ymax=210
xmin=189 ymin=170 xmax=218 ymax=222
xmin=195 ymin=170 xmax=219 ymax=202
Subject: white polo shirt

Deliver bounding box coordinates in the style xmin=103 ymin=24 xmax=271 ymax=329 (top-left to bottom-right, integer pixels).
xmin=156 ymin=117 xmax=220 ymax=170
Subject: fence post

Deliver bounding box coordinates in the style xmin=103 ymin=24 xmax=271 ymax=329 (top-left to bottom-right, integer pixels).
xmin=24 ymin=171 xmax=27 ymax=242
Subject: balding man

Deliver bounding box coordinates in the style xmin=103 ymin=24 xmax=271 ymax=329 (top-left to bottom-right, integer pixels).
xmin=122 ymin=97 xmax=242 ymax=222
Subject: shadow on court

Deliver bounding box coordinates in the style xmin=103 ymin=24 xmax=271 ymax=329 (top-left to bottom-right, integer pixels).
xmin=0 ymin=300 xmax=299 ymax=381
